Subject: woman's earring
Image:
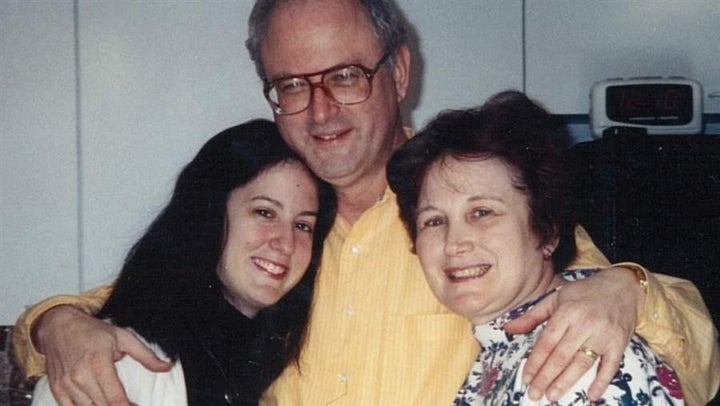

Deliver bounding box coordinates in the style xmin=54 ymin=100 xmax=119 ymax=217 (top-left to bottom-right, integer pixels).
xmin=542 ymin=247 xmax=553 ymax=259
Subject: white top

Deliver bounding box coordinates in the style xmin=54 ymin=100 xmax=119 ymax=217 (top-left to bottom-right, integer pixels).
xmin=32 ymin=334 xmax=188 ymax=406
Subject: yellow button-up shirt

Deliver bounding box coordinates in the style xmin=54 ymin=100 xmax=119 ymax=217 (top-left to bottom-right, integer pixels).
xmin=264 ymin=189 xmax=477 ymax=405
xmin=13 ymin=191 xmax=719 ymax=405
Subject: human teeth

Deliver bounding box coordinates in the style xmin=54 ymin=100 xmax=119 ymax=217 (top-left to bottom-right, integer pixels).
xmin=253 ymin=258 xmax=286 ymax=275
xmin=447 ymin=265 xmax=490 ymax=280
xmin=317 ymin=134 xmax=337 ymax=140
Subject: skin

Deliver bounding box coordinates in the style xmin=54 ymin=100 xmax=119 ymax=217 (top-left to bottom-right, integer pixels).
xmin=33 ymin=0 xmax=643 ymax=404
xmin=261 ymin=0 xmax=410 ymax=222
xmin=414 ymin=157 xmax=563 ymax=326
xmin=506 ymin=266 xmax=638 ymax=400
xmin=218 ymin=161 xmax=319 ymax=317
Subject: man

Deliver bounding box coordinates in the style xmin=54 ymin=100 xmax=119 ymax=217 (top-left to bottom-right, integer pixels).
xmin=14 ymin=0 xmax=719 ymax=405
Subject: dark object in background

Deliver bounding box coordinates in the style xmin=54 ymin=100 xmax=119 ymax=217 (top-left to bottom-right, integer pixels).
xmin=0 ymin=326 xmax=35 ymax=405
xmin=565 ymin=127 xmax=720 ymax=330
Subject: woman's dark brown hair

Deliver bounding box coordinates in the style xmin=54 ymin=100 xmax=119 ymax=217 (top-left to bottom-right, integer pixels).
xmin=387 ymin=90 xmax=576 ymax=270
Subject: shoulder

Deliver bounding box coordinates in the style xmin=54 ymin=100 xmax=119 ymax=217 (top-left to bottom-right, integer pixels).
xmin=546 ymin=335 xmax=684 ymax=405
xmin=114 ymin=341 xmax=188 ymax=406
xmin=30 ymin=342 xmax=188 ymax=406
xmin=30 ymin=375 xmax=57 ymax=405
xmin=611 ymin=335 xmax=684 ymax=404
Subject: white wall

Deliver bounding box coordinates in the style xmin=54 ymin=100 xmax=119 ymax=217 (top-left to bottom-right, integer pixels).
xmin=1 ymin=0 xmax=79 ymax=324
xmin=76 ymin=1 xmax=271 ymax=291
xmin=525 ymin=0 xmax=720 ymax=115
xmin=1 ymin=1 xmax=522 ymax=324
xmin=4 ymin=1 xmax=717 ymax=324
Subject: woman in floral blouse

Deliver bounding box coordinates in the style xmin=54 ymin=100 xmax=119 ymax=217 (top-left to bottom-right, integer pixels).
xmin=387 ymin=91 xmax=684 ymax=405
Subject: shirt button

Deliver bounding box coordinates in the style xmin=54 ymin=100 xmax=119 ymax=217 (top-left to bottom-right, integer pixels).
xmin=652 ymin=311 xmax=659 ymax=320
xmin=351 ymin=244 xmax=361 ymax=254
xmin=344 ymin=306 xmax=355 ymax=316
xmin=338 ymin=373 xmax=348 ymax=383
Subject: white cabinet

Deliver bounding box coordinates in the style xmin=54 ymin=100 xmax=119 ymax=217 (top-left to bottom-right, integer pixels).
xmin=8 ymin=1 xmax=718 ymax=325
xmin=73 ymin=0 xmax=523 ymax=289
xmin=76 ymin=1 xmax=266 ymax=289
xmin=399 ymin=1 xmax=524 ymax=127
xmin=0 ymin=1 xmax=523 ymax=325
xmin=525 ymin=0 xmax=720 ymax=114
xmin=1 ymin=1 xmax=79 ymax=324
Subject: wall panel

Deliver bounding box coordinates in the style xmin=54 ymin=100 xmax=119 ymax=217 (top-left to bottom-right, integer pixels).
xmin=1 ymin=0 xmax=78 ymax=324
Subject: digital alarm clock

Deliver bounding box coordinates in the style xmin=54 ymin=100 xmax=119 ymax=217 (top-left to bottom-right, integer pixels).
xmin=590 ymin=77 xmax=703 ymax=138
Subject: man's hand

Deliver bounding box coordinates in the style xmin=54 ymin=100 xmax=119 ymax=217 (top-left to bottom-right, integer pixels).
xmin=33 ymin=305 xmax=173 ymax=406
xmin=504 ymin=267 xmax=644 ymax=401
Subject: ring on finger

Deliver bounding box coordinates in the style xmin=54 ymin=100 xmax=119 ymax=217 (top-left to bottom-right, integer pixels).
xmin=578 ymin=345 xmax=599 ymax=361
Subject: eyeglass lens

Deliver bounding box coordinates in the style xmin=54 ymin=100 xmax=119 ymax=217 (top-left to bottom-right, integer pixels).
xmin=268 ymin=65 xmax=372 ymax=114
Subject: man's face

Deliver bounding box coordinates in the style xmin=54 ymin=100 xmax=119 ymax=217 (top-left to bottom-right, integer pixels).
xmin=260 ymin=0 xmax=410 ymax=189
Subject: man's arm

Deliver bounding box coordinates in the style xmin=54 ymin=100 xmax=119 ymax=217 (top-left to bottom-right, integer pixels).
xmin=504 ymin=225 xmax=719 ymax=405
xmin=12 ymin=285 xmax=113 ymax=377
xmin=12 ymin=286 xmax=172 ymax=406
xmin=639 ymin=271 xmax=720 ymax=405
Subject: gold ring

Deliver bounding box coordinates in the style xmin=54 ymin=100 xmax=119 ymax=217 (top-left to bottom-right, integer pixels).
xmin=578 ymin=346 xmax=599 ymax=361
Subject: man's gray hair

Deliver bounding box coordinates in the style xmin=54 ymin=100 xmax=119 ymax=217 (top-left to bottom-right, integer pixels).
xmin=245 ymin=0 xmax=409 ymax=81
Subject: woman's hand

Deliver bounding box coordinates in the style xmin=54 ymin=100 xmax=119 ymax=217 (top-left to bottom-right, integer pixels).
xmin=34 ymin=305 xmax=173 ymax=406
xmin=504 ymin=267 xmax=644 ymax=401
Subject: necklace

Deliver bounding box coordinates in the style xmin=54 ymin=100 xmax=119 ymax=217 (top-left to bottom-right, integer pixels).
xmin=201 ymin=339 xmax=263 ymax=405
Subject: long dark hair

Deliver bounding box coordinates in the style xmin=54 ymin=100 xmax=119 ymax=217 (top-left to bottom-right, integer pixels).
xmin=388 ymin=91 xmax=576 ymax=271
xmin=96 ymin=119 xmax=336 ymax=368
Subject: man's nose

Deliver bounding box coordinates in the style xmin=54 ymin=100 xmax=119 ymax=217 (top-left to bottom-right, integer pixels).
xmin=308 ymin=83 xmax=340 ymax=123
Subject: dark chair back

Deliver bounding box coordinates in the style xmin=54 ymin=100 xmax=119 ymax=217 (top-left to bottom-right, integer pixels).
xmin=565 ymin=132 xmax=720 ymax=330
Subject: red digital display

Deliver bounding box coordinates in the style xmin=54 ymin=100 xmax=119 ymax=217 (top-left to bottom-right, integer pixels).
xmin=606 ymin=84 xmax=693 ymax=125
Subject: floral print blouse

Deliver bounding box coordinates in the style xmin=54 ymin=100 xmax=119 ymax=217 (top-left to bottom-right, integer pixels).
xmin=453 ymin=269 xmax=684 ymax=406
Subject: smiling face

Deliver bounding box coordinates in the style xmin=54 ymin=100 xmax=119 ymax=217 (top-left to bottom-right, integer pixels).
xmin=260 ymin=0 xmax=410 ymax=189
xmin=414 ymin=156 xmax=559 ymax=324
xmin=217 ymin=160 xmax=319 ymax=317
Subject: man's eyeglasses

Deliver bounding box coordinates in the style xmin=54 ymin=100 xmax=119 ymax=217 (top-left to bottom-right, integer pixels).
xmin=263 ymin=51 xmax=392 ymax=115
